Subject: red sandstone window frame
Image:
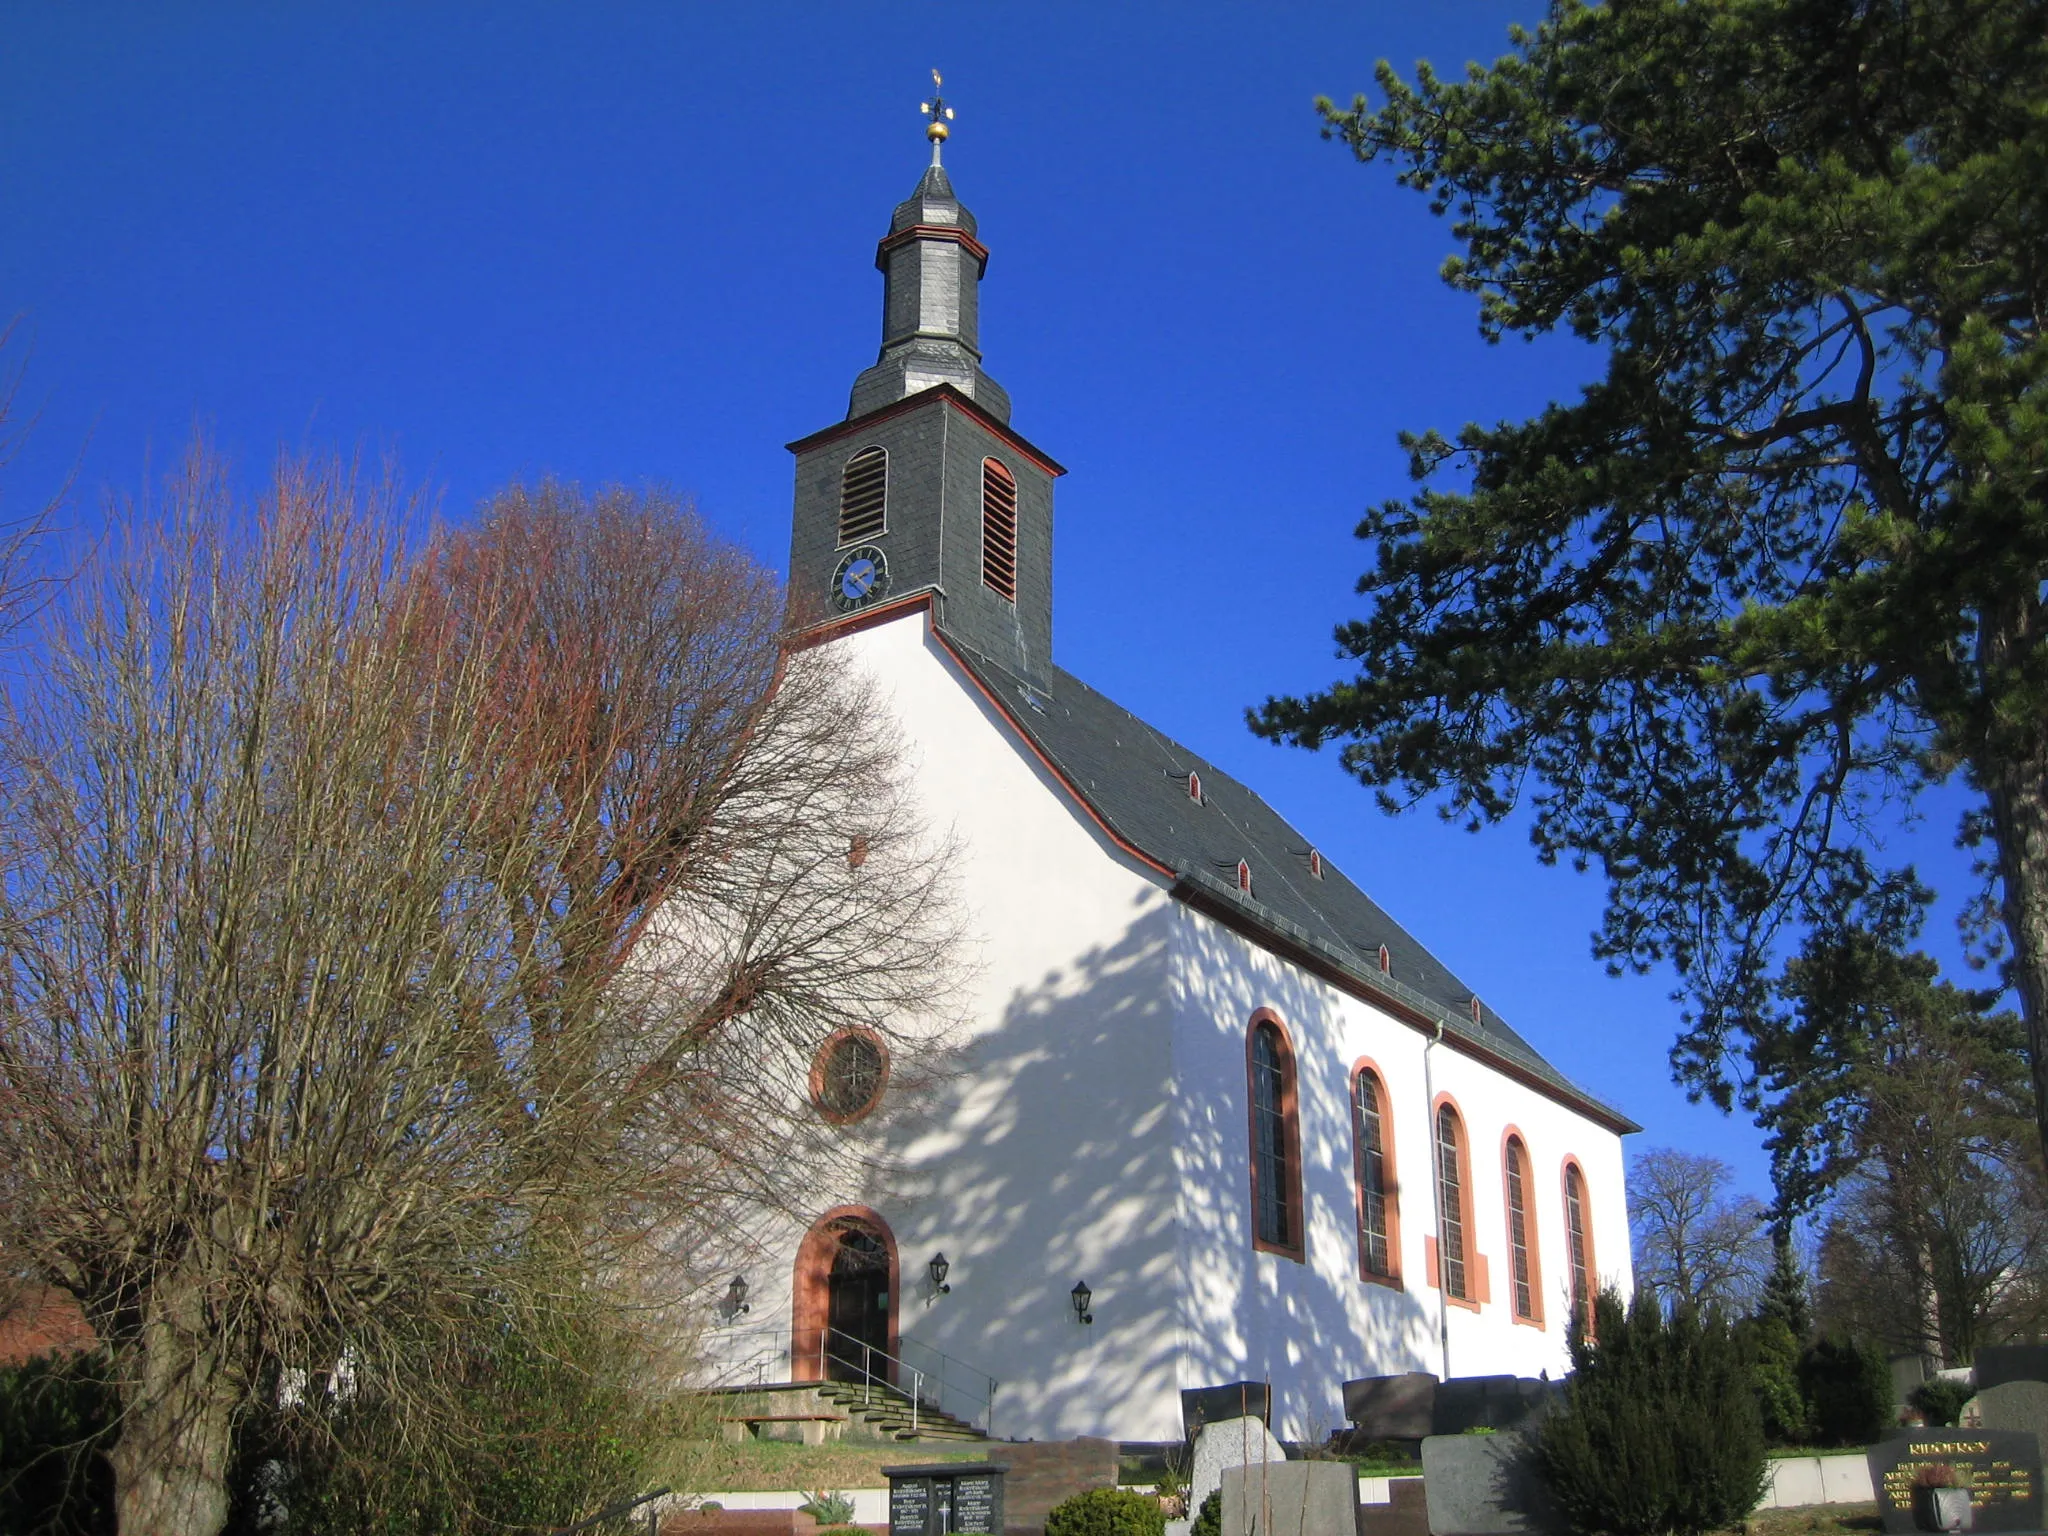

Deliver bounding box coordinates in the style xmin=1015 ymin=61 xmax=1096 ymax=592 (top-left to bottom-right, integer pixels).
xmin=980 ymin=457 xmax=1018 ymax=602
xmin=1501 ymin=1128 xmax=1544 ymax=1328
xmin=1425 ymin=1094 xmax=1489 ymax=1310
xmin=1562 ymin=1157 xmax=1598 ymax=1338
xmin=808 ymin=1027 xmax=892 ymax=1126
xmin=1245 ymin=1009 xmax=1306 ymax=1263
xmin=1350 ymin=1059 xmax=1402 ymax=1289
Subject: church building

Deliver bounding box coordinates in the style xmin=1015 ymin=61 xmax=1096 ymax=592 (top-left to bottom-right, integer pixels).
xmin=699 ymin=106 xmax=1637 ymax=1446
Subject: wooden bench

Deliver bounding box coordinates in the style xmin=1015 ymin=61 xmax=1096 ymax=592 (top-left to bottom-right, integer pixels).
xmin=717 ymin=1411 xmax=848 ymax=1447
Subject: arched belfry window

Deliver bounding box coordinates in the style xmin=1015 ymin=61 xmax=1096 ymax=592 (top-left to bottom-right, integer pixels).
xmin=1351 ymin=1065 xmax=1399 ymax=1284
xmin=1504 ymin=1134 xmax=1542 ymax=1324
xmin=981 ymin=458 xmax=1017 ymax=601
xmin=838 ymin=446 xmax=888 ymax=546
xmin=1565 ymin=1161 xmax=1596 ymax=1336
xmin=1435 ymin=1103 xmax=1471 ymax=1300
xmin=1246 ymin=1012 xmax=1303 ymax=1261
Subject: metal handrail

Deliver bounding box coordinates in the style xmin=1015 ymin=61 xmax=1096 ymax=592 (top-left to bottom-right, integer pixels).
xmin=699 ymin=1323 xmax=999 ymax=1435
xmin=824 ymin=1326 xmax=924 ymax=1435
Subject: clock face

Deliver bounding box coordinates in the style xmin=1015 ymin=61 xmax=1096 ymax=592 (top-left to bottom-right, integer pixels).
xmin=832 ymin=545 xmax=889 ymax=612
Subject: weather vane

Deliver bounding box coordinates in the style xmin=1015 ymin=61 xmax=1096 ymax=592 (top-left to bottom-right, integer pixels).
xmin=919 ymin=68 xmax=954 ymax=162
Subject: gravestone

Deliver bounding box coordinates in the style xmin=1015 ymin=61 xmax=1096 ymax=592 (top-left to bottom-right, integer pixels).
xmin=1190 ymin=1415 xmax=1285 ymax=1518
xmin=1419 ymin=1434 xmax=1563 ymax=1536
xmin=1973 ymin=1347 xmax=2048 ymax=1394
xmin=1965 ymin=1380 xmax=2048 ymax=1449
xmin=1343 ymin=1373 xmax=1437 ymax=1442
xmin=1866 ymin=1431 xmax=2042 ymax=1534
xmin=883 ymin=1461 xmax=1009 ymax=1536
xmin=1183 ymin=1382 xmax=1271 ymax=1441
xmin=1217 ymin=1462 xmax=1356 ymax=1536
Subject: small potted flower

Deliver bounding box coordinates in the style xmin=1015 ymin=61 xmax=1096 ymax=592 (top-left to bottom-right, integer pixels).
xmin=1912 ymin=1463 xmax=1975 ymax=1532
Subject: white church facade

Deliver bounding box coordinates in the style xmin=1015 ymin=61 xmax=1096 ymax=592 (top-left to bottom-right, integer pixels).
xmin=697 ymin=128 xmax=1636 ymax=1447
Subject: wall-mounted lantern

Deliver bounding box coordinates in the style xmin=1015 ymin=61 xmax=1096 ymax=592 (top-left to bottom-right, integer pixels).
xmin=1070 ymin=1280 xmax=1093 ymax=1326
xmin=726 ymin=1275 xmax=751 ymax=1318
xmin=928 ymin=1252 xmax=951 ymax=1295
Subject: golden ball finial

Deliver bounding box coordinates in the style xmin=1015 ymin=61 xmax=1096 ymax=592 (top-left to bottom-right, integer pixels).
xmin=927 ymin=119 xmax=949 ymax=143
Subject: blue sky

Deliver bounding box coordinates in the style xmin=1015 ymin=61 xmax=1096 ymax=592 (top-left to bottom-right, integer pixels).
xmin=3 ymin=4 xmax=1989 ymax=1213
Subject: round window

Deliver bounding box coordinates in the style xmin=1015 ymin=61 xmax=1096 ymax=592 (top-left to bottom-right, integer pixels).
xmin=813 ymin=1031 xmax=888 ymax=1123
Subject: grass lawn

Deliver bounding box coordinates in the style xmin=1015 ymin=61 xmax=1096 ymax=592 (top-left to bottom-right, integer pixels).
xmin=1739 ymin=1504 xmax=1881 ymax=1536
xmin=668 ymin=1437 xmax=989 ymax=1493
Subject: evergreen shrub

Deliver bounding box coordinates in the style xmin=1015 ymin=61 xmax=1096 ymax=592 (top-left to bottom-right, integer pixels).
xmin=1742 ymin=1317 xmax=1812 ymax=1445
xmin=1798 ymin=1336 xmax=1890 ymax=1447
xmin=0 ymin=1352 xmax=116 ymax=1536
xmin=1911 ymin=1379 xmax=1977 ymax=1429
xmin=1190 ymin=1489 xmax=1220 ymax=1536
xmin=1534 ymin=1288 xmax=1767 ymax=1536
xmin=1043 ymin=1486 xmax=1167 ymax=1536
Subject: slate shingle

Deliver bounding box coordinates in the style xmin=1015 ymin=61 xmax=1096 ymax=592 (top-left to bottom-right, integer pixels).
xmin=937 ymin=628 xmax=1637 ymax=1133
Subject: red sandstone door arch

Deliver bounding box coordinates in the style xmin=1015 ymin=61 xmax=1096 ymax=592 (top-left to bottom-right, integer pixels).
xmin=792 ymin=1206 xmax=898 ymax=1383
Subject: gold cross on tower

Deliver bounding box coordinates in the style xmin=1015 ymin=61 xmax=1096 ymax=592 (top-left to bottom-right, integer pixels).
xmin=918 ymin=69 xmax=955 ymax=161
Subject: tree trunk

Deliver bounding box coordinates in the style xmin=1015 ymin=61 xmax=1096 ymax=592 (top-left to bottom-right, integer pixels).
xmin=106 ymin=1277 xmax=244 ymax=1536
xmin=1984 ymin=745 xmax=2048 ymax=1173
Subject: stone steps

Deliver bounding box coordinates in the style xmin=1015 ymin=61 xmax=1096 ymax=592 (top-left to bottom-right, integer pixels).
xmin=814 ymin=1381 xmax=989 ymax=1442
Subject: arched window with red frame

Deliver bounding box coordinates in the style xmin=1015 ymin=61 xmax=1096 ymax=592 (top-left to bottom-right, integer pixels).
xmin=1246 ymin=1011 xmax=1304 ymax=1261
xmin=1427 ymin=1096 xmax=1487 ymax=1307
xmin=1351 ymin=1063 xmax=1401 ymax=1285
xmin=1502 ymin=1131 xmax=1543 ymax=1326
xmin=1564 ymin=1159 xmax=1597 ymax=1336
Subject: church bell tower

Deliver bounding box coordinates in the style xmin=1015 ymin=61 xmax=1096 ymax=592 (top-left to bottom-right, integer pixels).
xmin=788 ymin=77 xmax=1063 ymax=681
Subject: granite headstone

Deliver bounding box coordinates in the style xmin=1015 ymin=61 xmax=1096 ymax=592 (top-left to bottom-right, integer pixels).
xmin=1217 ymin=1462 xmax=1356 ymax=1536
xmin=1183 ymin=1383 xmax=1272 ymax=1441
xmin=1964 ymin=1379 xmax=2048 ymax=1449
xmin=1866 ymin=1431 xmax=2041 ymax=1534
xmin=1419 ymin=1433 xmax=1563 ymax=1536
xmin=1973 ymin=1348 xmax=2048 ymax=1394
xmin=1343 ymin=1374 xmax=1438 ymax=1442
xmin=1190 ymin=1416 xmax=1286 ymax=1517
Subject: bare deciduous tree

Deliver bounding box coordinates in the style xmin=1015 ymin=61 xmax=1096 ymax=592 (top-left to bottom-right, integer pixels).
xmin=0 ymin=458 xmax=958 ymax=1536
xmin=1628 ymin=1148 xmax=1770 ymax=1315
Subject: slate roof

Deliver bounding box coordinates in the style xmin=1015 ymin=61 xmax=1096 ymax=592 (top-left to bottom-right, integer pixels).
xmin=935 ymin=627 xmax=1638 ymax=1134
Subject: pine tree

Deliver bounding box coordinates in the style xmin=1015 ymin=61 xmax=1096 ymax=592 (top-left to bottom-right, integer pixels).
xmin=1757 ymin=1228 xmax=1813 ymax=1343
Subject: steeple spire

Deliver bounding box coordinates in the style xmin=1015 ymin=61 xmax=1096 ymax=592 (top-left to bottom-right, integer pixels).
xmin=846 ymin=73 xmax=1011 ymax=423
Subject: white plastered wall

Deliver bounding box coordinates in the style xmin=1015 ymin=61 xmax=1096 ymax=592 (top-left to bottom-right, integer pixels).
xmin=1170 ymin=906 xmax=1633 ymax=1442
xmin=695 ymin=608 xmax=1184 ymax=1441
xmin=695 ymin=605 xmax=1633 ymax=1445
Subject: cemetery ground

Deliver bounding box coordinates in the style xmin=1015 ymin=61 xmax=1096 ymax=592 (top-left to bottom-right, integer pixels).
xmin=1741 ymin=1505 xmax=1881 ymax=1536
xmin=673 ymin=1436 xmax=988 ymax=1492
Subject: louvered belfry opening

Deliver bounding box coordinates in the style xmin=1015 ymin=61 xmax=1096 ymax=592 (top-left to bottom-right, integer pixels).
xmin=981 ymin=457 xmax=1018 ymax=601
xmin=838 ymin=446 xmax=888 ymax=545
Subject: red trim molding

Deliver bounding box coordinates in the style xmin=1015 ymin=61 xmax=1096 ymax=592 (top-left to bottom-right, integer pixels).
xmin=1246 ymin=1009 xmax=1307 ymax=1264
xmin=790 ymin=1205 xmax=900 ymax=1382
xmin=1500 ymin=1126 xmax=1545 ymax=1329
xmin=787 ymin=383 xmax=1068 ymax=478
xmin=790 ymin=589 xmax=935 ymax=651
xmin=876 ymin=223 xmax=991 ymax=274
xmin=1350 ymin=1057 xmax=1404 ymax=1291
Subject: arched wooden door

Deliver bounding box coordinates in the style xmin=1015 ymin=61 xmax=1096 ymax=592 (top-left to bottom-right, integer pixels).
xmin=792 ymin=1207 xmax=897 ymax=1383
